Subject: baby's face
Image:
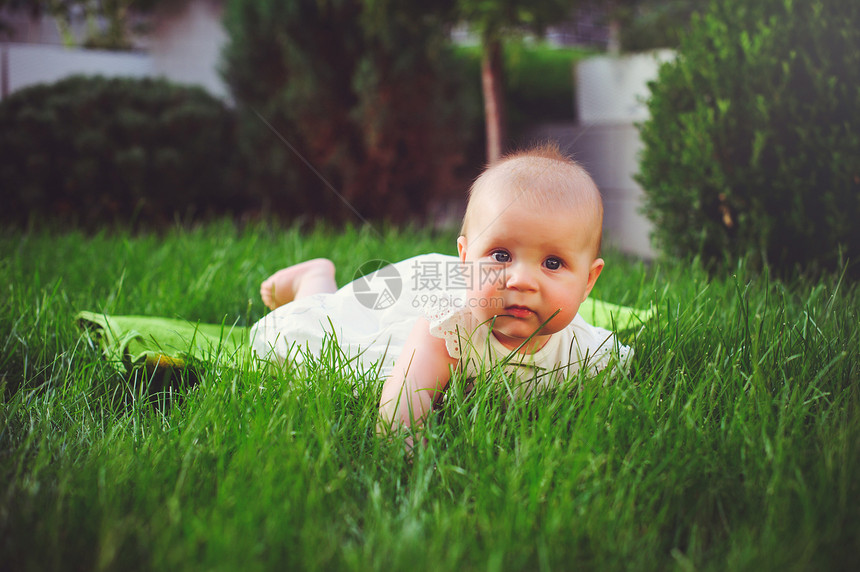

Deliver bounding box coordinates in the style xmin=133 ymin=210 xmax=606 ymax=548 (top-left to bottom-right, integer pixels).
xmin=457 ymin=195 xmax=603 ymax=354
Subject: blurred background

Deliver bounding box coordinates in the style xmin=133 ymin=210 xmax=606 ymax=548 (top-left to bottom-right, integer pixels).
xmin=0 ymin=1 xmax=705 ymax=257
xmin=4 ymin=0 xmax=857 ymax=275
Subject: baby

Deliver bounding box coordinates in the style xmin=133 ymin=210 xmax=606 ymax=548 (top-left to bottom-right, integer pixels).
xmin=251 ymin=144 xmax=629 ymax=435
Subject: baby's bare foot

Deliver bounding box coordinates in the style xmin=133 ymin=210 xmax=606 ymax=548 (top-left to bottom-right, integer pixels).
xmin=260 ymin=258 xmax=337 ymax=310
xmin=260 ymin=269 xmax=291 ymax=310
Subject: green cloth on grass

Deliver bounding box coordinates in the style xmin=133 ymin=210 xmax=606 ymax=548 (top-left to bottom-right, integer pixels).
xmin=578 ymin=297 xmax=654 ymax=339
xmin=76 ymin=311 xmax=249 ymax=374
xmin=77 ymin=299 xmax=653 ymax=375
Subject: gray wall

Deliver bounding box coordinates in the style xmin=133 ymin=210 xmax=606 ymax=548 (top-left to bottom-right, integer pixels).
xmin=533 ymin=50 xmax=675 ymax=259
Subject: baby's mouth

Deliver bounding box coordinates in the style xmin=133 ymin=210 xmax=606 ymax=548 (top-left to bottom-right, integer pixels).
xmin=503 ymin=305 xmax=535 ymax=319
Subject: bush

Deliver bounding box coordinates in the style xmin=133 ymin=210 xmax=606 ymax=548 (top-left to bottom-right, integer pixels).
xmin=0 ymin=75 xmax=244 ymax=226
xmin=221 ymin=0 xmax=472 ymax=223
xmin=637 ymin=0 xmax=860 ymax=274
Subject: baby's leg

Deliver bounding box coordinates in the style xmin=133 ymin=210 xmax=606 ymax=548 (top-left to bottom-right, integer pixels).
xmin=260 ymin=258 xmax=337 ymax=310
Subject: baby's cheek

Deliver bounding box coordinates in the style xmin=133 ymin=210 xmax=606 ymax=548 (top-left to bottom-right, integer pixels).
xmin=549 ymin=303 xmax=579 ymax=332
xmin=465 ymin=287 xmax=484 ymax=310
xmin=470 ymin=284 xmax=503 ymax=317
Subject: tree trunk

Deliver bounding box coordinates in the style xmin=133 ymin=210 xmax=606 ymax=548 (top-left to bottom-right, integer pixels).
xmin=481 ymin=36 xmax=506 ymax=164
xmin=607 ymin=17 xmax=621 ymax=56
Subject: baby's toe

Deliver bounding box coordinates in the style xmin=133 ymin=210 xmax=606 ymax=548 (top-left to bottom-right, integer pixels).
xmin=260 ymin=280 xmax=276 ymax=310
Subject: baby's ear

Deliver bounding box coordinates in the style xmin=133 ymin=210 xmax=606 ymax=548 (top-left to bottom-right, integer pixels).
xmin=583 ymin=257 xmax=605 ymax=301
xmin=457 ymin=236 xmax=468 ymax=262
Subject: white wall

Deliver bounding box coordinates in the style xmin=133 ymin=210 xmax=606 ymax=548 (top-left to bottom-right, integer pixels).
xmin=2 ymin=43 xmax=152 ymax=97
xmin=574 ymin=50 xmax=676 ymax=259
xmin=531 ymin=50 xmax=673 ymax=259
xmin=0 ymin=0 xmax=228 ymax=100
xmin=148 ymin=0 xmax=228 ymax=99
xmin=570 ymin=123 xmax=655 ymax=260
xmin=576 ymin=49 xmax=675 ymax=124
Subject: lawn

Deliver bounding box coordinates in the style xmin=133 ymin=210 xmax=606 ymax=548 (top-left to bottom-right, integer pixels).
xmin=1 ymin=222 xmax=858 ymax=571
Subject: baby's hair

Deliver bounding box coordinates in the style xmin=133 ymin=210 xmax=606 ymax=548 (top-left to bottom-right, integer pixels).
xmin=461 ymin=142 xmax=604 ymax=255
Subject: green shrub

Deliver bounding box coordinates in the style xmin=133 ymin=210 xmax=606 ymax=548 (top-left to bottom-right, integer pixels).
xmin=221 ymin=0 xmax=472 ymax=223
xmin=637 ymin=0 xmax=860 ymax=274
xmin=0 ymin=75 xmax=244 ymax=226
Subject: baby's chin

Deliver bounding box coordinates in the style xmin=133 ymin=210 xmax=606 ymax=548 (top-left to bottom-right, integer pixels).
xmin=489 ymin=327 xmax=552 ymax=353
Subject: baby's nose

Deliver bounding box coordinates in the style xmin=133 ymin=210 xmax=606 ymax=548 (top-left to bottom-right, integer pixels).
xmin=505 ymin=264 xmax=538 ymax=291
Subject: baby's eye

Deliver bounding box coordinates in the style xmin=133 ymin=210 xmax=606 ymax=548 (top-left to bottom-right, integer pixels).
xmin=490 ymin=250 xmax=511 ymax=263
xmin=544 ymin=257 xmax=563 ymax=270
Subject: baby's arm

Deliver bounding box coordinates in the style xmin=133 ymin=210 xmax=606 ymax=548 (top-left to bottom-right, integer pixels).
xmin=377 ymin=317 xmax=458 ymax=436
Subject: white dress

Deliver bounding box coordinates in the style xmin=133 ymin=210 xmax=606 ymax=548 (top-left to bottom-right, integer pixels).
xmin=250 ymin=254 xmax=631 ymax=391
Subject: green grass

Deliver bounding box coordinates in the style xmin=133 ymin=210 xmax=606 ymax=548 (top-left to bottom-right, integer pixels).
xmin=1 ymin=222 xmax=858 ymax=571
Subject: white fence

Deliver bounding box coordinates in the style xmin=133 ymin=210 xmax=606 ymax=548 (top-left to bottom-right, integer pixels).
xmin=1 ymin=43 xmax=152 ymax=98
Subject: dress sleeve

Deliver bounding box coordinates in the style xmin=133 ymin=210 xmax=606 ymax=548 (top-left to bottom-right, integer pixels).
xmin=424 ymin=295 xmax=473 ymax=360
